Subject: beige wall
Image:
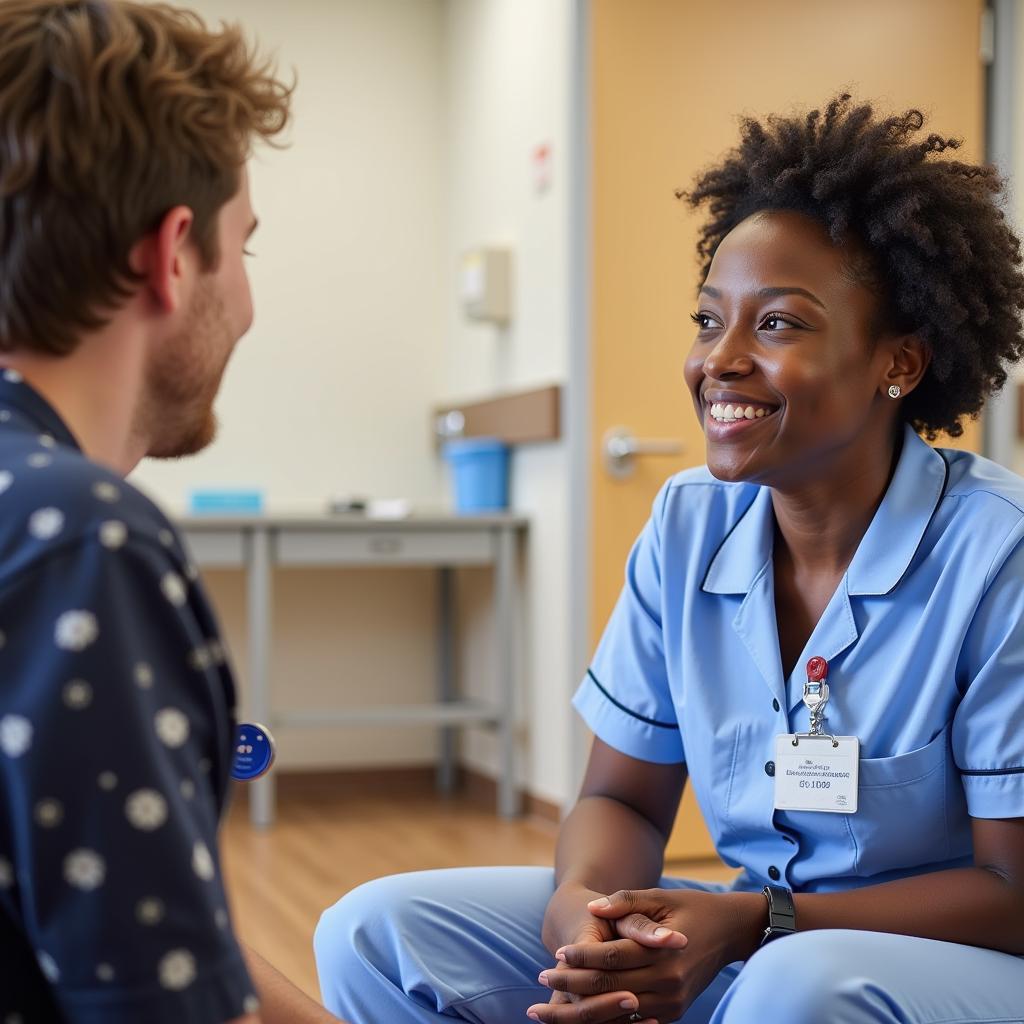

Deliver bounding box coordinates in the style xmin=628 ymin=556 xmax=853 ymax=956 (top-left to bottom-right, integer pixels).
xmin=129 ymin=0 xmax=580 ymax=799
xmin=132 ymin=0 xmax=450 ymax=768
xmin=440 ymin=0 xmax=575 ymax=807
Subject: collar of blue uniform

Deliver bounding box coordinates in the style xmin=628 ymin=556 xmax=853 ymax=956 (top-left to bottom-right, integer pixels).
xmin=701 ymin=424 xmax=950 ymax=597
xmin=0 ymin=371 xmax=82 ymax=451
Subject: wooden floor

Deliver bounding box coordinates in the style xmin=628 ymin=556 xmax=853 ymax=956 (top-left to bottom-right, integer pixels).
xmin=221 ymin=774 xmax=734 ymax=1001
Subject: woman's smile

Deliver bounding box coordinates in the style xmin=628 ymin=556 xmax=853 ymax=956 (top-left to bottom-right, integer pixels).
xmin=703 ymin=388 xmax=781 ymax=436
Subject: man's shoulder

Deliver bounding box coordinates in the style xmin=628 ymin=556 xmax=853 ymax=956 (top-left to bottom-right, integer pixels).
xmin=0 ymin=438 xmax=182 ymax=586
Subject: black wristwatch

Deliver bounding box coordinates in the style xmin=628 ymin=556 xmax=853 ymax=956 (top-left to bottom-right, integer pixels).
xmin=760 ymin=884 xmax=796 ymax=945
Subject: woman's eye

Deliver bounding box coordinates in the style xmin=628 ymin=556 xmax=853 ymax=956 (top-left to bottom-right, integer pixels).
xmin=690 ymin=312 xmax=717 ymax=329
xmin=761 ymin=314 xmax=796 ymax=331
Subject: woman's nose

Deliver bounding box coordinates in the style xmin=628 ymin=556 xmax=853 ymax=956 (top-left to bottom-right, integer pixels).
xmin=701 ymin=327 xmax=754 ymax=380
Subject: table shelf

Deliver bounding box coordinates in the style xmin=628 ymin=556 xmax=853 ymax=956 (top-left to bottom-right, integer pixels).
xmin=179 ymin=513 xmax=527 ymax=825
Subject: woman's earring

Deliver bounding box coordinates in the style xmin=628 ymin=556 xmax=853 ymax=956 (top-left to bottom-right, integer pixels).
xmin=888 ymin=385 xmax=902 ymax=399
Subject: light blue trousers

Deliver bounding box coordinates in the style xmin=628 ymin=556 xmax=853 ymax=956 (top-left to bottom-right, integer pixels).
xmin=313 ymin=867 xmax=1024 ymax=1024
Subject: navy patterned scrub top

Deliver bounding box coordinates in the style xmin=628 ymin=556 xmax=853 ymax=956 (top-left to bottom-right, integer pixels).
xmin=0 ymin=373 xmax=259 ymax=1023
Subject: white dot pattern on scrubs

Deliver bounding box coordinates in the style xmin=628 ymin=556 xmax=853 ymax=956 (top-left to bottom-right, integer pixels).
xmin=99 ymin=520 xmax=127 ymax=549
xmin=91 ymin=481 xmax=121 ymax=504
xmin=62 ymin=680 xmax=92 ymax=709
xmin=0 ymin=715 xmax=32 ymax=757
xmin=28 ymin=507 xmax=63 ymax=541
xmin=136 ymin=898 xmax=165 ymax=926
xmin=158 ymin=950 xmax=196 ymax=991
xmin=124 ymin=789 xmax=168 ymax=831
xmin=54 ymin=610 xmax=98 ymax=651
xmin=155 ymin=708 xmax=190 ymax=748
xmin=160 ymin=572 xmax=187 ymax=607
xmin=188 ymin=645 xmax=212 ymax=671
xmin=0 ymin=377 xmax=256 ymax=1019
xmin=63 ymin=849 xmax=105 ymax=891
xmin=34 ymin=800 xmax=63 ymax=828
xmin=192 ymin=841 xmax=215 ymax=881
xmin=37 ymin=953 xmax=58 ymax=982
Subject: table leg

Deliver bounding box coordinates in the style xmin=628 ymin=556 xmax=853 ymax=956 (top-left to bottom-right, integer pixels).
xmin=495 ymin=526 xmax=520 ymax=817
xmin=437 ymin=567 xmax=457 ymax=794
xmin=247 ymin=526 xmax=275 ymax=828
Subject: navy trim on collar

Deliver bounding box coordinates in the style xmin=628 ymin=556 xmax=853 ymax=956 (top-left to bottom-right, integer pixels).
xmin=701 ymin=486 xmax=773 ymax=595
xmin=845 ymin=429 xmax=949 ymax=596
xmin=700 ymin=426 xmax=951 ymax=598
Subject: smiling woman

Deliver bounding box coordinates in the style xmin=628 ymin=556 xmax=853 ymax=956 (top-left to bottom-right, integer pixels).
xmin=684 ymin=95 xmax=1024 ymax=443
xmin=314 ymin=96 xmax=1024 ymax=1024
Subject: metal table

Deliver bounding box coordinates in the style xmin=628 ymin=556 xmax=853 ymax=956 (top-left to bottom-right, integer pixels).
xmin=178 ymin=513 xmax=528 ymax=827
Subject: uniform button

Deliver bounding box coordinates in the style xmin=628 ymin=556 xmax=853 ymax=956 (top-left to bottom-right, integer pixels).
xmin=772 ymin=698 xmax=780 ymax=712
xmin=764 ymin=760 xmax=775 ymax=777
xmin=768 ymin=865 xmax=781 ymax=881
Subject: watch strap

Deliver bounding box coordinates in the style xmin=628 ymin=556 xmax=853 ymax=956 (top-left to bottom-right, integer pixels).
xmin=760 ymin=884 xmax=796 ymax=945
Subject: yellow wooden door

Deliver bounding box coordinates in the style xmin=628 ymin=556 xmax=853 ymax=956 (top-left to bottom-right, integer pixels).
xmin=590 ymin=0 xmax=985 ymax=861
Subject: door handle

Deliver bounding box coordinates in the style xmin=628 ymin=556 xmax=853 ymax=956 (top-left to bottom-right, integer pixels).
xmin=602 ymin=427 xmax=683 ymax=479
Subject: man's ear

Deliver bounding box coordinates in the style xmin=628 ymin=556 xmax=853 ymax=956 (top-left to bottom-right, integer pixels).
xmin=129 ymin=206 xmax=195 ymax=314
xmin=881 ymin=334 xmax=930 ymax=399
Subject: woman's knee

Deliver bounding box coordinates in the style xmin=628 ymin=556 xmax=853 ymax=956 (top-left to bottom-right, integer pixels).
xmin=715 ymin=930 xmax=887 ymax=1024
xmin=314 ymin=871 xmax=415 ymax=973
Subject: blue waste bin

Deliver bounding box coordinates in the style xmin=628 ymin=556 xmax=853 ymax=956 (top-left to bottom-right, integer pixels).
xmin=443 ymin=438 xmax=510 ymax=513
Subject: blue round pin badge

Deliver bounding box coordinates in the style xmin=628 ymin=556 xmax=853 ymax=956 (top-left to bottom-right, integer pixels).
xmin=231 ymin=722 xmax=276 ymax=781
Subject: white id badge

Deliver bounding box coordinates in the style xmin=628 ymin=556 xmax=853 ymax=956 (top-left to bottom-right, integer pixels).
xmin=773 ymin=734 xmax=860 ymax=814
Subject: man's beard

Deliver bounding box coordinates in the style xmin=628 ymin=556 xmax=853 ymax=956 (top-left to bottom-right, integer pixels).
xmin=137 ymin=277 xmax=236 ymax=460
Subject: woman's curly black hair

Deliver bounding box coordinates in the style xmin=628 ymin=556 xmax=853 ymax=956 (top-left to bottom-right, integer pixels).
xmin=682 ymin=94 xmax=1024 ymax=439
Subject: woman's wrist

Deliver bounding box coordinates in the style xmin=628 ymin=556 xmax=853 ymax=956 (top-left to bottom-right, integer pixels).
xmin=719 ymin=890 xmax=769 ymax=963
xmin=542 ymin=879 xmax=600 ymax=953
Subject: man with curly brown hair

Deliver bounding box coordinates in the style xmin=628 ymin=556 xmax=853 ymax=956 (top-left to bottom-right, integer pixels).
xmin=0 ymin=2 xmax=342 ymax=1022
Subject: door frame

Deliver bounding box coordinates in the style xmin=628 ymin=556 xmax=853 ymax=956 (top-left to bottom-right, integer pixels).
xmin=985 ymin=0 xmax=1019 ymax=469
xmin=566 ymin=0 xmax=593 ymax=810
xmin=565 ymin=0 xmax=1006 ymax=813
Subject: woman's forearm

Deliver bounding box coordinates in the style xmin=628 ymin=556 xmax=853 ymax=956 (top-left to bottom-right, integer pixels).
xmin=729 ymin=867 xmax=1024 ymax=962
xmin=554 ymin=794 xmax=667 ymax=893
xmin=543 ymin=794 xmax=669 ymax=954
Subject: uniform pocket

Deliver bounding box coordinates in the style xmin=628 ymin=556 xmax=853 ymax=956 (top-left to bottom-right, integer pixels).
xmin=847 ymin=726 xmax=951 ymax=878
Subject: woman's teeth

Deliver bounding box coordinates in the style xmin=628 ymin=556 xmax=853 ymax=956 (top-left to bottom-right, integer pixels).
xmin=707 ymin=402 xmax=772 ymax=423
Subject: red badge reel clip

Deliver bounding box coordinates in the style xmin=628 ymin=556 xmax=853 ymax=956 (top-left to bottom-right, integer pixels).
xmin=794 ymin=656 xmax=835 ymax=746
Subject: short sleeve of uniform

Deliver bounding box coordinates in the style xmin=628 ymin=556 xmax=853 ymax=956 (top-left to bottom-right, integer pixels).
xmin=0 ymin=536 xmax=256 ymax=1023
xmin=953 ymin=529 xmax=1024 ymax=818
xmin=573 ymin=482 xmax=684 ymax=764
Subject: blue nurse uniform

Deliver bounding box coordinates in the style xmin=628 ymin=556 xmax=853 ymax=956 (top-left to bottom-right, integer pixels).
xmin=315 ymin=426 xmax=1024 ymax=1023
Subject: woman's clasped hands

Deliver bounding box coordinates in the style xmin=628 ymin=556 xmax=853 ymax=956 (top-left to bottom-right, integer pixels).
xmin=527 ymin=887 xmax=761 ymax=1024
